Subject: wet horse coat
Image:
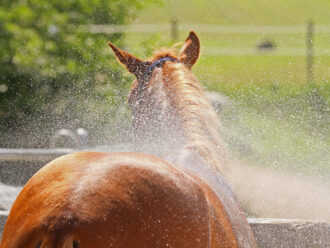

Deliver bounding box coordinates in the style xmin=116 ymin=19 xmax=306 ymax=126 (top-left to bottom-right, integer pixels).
xmin=0 ymin=32 xmax=257 ymax=247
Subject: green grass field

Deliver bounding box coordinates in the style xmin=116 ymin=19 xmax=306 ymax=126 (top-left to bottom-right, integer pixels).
xmin=118 ymin=0 xmax=330 ymax=177
xmin=134 ymin=0 xmax=330 ymax=25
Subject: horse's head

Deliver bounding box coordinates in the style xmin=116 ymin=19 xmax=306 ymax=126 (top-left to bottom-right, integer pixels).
xmin=108 ymin=32 xmax=200 ymax=146
xmin=108 ymin=31 xmax=199 ymax=109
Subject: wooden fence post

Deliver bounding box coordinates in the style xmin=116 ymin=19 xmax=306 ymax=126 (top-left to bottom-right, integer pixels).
xmin=306 ymin=21 xmax=314 ymax=83
xmin=171 ymin=17 xmax=178 ymax=41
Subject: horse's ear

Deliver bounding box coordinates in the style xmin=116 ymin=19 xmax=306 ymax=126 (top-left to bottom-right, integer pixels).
xmin=179 ymin=31 xmax=200 ymax=68
xmin=108 ymin=42 xmax=150 ymax=79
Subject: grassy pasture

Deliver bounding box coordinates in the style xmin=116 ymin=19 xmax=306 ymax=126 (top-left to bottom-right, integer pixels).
xmin=125 ymin=32 xmax=330 ymax=84
xmin=120 ymin=0 xmax=330 ymax=177
xmin=135 ymin=0 xmax=330 ymax=25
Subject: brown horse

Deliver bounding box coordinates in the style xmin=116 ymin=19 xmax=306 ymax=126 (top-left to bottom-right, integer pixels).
xmin=0 ymin=32 xmax=257 ymax=248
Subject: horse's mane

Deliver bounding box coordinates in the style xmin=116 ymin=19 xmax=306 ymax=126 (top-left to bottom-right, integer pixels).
xmin=151 ymin=49 xmax=228 ymax=173
xmin=149 ymin=48 xmax=178 ymax=62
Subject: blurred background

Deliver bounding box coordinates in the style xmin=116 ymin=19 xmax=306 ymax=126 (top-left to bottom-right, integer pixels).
xmin=0 ymin=0 xmax=329 ymax=180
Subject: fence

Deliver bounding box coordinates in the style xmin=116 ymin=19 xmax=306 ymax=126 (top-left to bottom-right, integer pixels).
xmin=84 ymin=23 xmax=330 ymax=35
xmin=83 ymin=21 xmax=330 ymax=83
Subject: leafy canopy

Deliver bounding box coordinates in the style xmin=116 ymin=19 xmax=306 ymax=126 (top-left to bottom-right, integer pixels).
xmin=0 ymin=0 xmax=151 ymax=147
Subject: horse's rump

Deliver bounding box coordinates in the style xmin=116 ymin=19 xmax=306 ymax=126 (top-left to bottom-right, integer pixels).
xmin=0 ymin=152 xmax=229 ymax=248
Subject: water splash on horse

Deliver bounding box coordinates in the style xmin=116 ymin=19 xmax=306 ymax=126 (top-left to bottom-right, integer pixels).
xmin=0 ymin=32 xmax=257 ymax=248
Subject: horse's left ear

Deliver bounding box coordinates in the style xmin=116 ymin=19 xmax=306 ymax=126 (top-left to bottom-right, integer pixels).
xmin=108 ymin=42 xmax=151 ymax=79
xmin=179 ymin=31 xmax=200 ymax=68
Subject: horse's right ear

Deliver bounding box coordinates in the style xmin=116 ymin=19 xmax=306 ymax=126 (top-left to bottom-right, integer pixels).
xmin=108 ymin=42 xmax=150 ymax=79
xmin=179 ymin=31 xmax=200 ymax=68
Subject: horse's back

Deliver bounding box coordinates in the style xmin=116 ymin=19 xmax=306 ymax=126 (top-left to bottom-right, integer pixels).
xmin=0 ymin=152 xmax=213 ymax=248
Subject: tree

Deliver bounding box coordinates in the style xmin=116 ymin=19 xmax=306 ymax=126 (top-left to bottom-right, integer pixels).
xmin=0 ymin=0 xmax=151 ymax=147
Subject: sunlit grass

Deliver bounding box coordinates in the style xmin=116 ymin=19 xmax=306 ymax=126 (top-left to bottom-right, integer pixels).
xmin=124 ymin=32 xmax=330 ymax=85
xmin=139 ymin=0 xmax=330 ymax=25
xmin=220 ymin=105 xmax=330 ymax=177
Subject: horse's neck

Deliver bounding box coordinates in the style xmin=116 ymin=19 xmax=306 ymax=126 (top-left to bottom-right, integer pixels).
xmin=133 ymin=63 xmax=227 ymax=173
xmin=164 ymin=66 xmax=227 ymax=173
xmin=132 ymin=81 xmax=186 ymax=158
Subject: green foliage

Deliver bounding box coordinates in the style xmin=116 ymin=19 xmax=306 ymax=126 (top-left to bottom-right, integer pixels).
xmin=0 ymin=0 xmax=151 ymax=147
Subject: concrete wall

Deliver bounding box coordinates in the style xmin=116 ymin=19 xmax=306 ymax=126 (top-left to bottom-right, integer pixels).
xmin=0 ymin=211 xmax=8 ymax=240
xmin=249 ymin=218 xmax=330 ymax=247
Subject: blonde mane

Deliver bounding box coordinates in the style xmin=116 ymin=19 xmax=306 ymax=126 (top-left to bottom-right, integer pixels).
xmin=159 ymin=55 xmax=228 ymax=173
xmin=126 ymin=45 xmax=229 ymax=174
